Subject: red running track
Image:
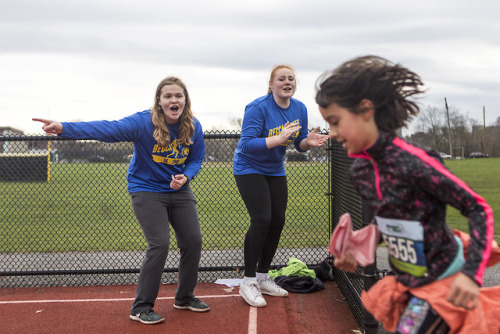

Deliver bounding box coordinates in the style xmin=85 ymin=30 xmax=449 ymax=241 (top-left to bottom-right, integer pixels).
xmin=0 ymin=281 xmax=359 ymax=333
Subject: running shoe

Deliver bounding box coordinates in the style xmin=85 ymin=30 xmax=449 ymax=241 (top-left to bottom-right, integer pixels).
xmin=130 ymin=309 xmax=164 ymax=325
xmin=239 ymin=279 xmax=267 ymax=307
xmin=259 ymin=277 xmax=289 ymax=297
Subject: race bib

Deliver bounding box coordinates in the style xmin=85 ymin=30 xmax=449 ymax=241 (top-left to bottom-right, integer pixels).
xmin=376 ymin=216 xmax=427 ymax=277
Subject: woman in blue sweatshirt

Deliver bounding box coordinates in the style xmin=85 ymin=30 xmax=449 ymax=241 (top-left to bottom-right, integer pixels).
xmin=33 ymin=77 xmax=208 ymax=325
xmin=233 ymin=65 xmax=328 ymax=307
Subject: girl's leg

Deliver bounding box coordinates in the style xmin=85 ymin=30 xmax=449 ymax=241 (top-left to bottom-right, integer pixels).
xmin=256 ymin=175 xmax=287 ymax=274
xmin=168 ymin=187 xmax=203 ymax=305
xmin=130 ymin=192 xmax=170 ymax=315
xmin=234 ymin=174 xmax=273 ymax=278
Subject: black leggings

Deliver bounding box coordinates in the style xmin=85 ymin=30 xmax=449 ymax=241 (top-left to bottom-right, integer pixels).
xmin=235 ymin=174 xmax=288 ymax=277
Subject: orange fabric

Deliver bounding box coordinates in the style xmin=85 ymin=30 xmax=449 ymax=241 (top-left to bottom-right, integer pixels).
xmin=361 ymin=230 xmax=500 ymax=333
xmin=362 ymin=275 xmax=500 ymax=333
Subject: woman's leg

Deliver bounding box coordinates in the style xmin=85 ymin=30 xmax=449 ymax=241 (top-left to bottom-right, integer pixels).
xmin=130 ymin=192 xmax=170 ymax=315
xmin=167 ymin=187 xmax=203 ymax=305
xmin=256 ymin=175 xmax=287 ymax=274
xmin=235 ymin=174 xmax=273 ymax=278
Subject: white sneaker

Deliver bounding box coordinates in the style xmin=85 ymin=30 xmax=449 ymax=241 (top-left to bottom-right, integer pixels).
xmin=239 ymin=280 xmax=267 ymax=307
xmin=259 ymin=278 xmax=288 ymax=297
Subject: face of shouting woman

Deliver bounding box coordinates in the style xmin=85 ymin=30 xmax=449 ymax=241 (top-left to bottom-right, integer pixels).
xmin=269 ymin=67 xmax=296 ymax=108
xmin=158 ymin=84 xmax=186 ymax=124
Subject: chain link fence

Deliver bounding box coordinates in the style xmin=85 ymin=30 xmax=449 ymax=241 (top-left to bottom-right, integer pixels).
xmin=0 ymin=131 xmax=330 ymax=287
xmin=329 ymin=141 xmax=388 ymax=333
xmin=1 ymin=131 xmax=386 ymax=332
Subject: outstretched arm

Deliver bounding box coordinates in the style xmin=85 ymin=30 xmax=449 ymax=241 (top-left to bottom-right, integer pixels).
xmin=32 ymin=118 xmax=63 ymax=135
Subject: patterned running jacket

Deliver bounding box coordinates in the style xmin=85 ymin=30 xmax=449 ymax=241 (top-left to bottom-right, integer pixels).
xmin=349 ymin=131 xmax=494 ymax=287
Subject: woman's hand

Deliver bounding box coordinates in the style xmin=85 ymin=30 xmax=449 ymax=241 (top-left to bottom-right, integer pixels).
xmin=447 ymin=272 xmax=479 ymax=310
xmin=306 ymin=127 xmax=328 ymax=147
xmin=170 ymin=174 xmax=188 ymax=190
xmin=301 ymin=126 xmax=328 ymax=150
xmin=266 ymin=121 xmax=301 ymax=149
xmin=278 ymin=121 xmax=301 ymax=145
xmin=32 ymin=118 xmax=63 ymax=135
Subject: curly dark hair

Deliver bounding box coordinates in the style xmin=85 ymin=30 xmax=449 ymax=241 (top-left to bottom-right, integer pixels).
xmin=315 ymin=55 xmax=425 ymax=136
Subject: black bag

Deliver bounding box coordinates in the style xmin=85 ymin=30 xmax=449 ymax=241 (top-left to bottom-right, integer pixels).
xmin=274 ymin=275 xmax=325 ymax=293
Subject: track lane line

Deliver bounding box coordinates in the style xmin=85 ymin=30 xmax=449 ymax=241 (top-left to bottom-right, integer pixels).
xmin=0 ymin=293 xmax=240 ymax=305
xmin=248 ymin=306 xmax=257 ymax=334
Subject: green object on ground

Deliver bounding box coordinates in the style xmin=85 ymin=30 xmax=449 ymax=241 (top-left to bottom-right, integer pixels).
xmin=268 ymin=257 xmax=316 ymax=278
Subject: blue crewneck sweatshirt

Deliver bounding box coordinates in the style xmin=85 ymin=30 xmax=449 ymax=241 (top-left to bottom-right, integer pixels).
xmin=60 ymin=110 xmax=205 ymax=193
xmin=233 ymin=94 xmax=308 ymax=176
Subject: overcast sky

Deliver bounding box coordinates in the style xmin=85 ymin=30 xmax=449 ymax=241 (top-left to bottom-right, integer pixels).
xmin=1 ymin=0 xmax=499 ymax=135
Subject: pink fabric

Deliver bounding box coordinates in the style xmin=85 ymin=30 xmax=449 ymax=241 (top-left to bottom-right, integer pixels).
xmin=328 ymin=213 xmax=380 ymax=267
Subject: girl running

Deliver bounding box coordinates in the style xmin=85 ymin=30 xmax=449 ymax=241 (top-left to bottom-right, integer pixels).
xmin=316 ymin=55 xmax=499 ymax=333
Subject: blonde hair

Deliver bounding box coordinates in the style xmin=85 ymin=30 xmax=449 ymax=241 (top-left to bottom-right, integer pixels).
xmin=151 ymin=77 xmax=195 ymax=147
xmin=267 ymin=64 xmax=296 ymax=94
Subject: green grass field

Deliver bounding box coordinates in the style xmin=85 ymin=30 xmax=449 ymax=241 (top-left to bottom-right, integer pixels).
xmin=444 ymin=158 xmax=500 ymax=244
xmin=0 ymin=161 xmax=329 ymax=253
xmin=1 ymin=157 xmax=498 ymax=253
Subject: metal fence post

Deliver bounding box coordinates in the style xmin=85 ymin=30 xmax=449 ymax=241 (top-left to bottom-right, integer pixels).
xmin=362 ymin=201 xmax=380 ymax=333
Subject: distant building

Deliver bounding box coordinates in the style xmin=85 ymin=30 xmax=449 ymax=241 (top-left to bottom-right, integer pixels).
xmin=0 ymin=126 xmax=23 ymax=136
xmin=0 ymin=126 xmax=26 ymax=154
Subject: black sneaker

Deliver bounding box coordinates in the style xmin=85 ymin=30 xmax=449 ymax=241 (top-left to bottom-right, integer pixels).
xmin=130 ymin=309 xmax=165 ymax=325
xmin=174 ymin=297 xmax=210 ymax=312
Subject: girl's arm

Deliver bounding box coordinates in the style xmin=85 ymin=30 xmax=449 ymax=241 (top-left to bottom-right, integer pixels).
xmin=34 ymin=113 xmax=144 ymax=142
xmin=416 ymin=151 xmax=493 ymax=310
xmin=59 ymin=114 xmax=143 ymax=143
xmin=237 ymin=104 xmax=269 ymax=154
xmin=426 ymin=163 xmax=494 ymax=286
xmin=397 ymin=138 xmax=494 ymax=286
xmin=238 ymin=104 xmax=301 ymax=152
xmin=182 ymin=120 xmax=205 ymax=182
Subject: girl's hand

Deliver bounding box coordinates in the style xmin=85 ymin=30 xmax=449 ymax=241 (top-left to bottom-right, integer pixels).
xmin=32 ymin=118 xmax=63 ymax=135
xmin=278 ymin=121 xmax=301 ymax=145
xmin=333 ymin=253 xmax=358 ymax=272
xmin=170 ymin=174 xmax=188 ymax=190
xmin=447 ymin=272 xmax=479 ymax=310
xmin=306 ymin=127 xmax=328 ymax=147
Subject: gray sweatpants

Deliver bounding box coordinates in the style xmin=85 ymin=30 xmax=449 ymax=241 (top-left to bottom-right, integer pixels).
xmin=130 ymin=188 xmax=202 ymax=314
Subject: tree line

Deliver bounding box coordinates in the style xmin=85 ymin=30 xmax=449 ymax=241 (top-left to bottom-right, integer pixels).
xmin=405 ymin=105 xmax=500 ymax=158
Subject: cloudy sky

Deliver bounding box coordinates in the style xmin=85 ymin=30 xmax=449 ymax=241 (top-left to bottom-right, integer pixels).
xmin=1 ymin=0 xmax=499 ymax=135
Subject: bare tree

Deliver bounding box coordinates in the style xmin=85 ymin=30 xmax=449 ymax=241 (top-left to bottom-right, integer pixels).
xmin=228 ymin=118 xmax=242 ymax=131
xmin=415 ymin=106 xmax=446 ymax=150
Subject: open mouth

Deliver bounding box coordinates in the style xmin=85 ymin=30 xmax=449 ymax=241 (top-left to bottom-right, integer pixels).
xmin=170 ymin=106 xmax=179 ymax=112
